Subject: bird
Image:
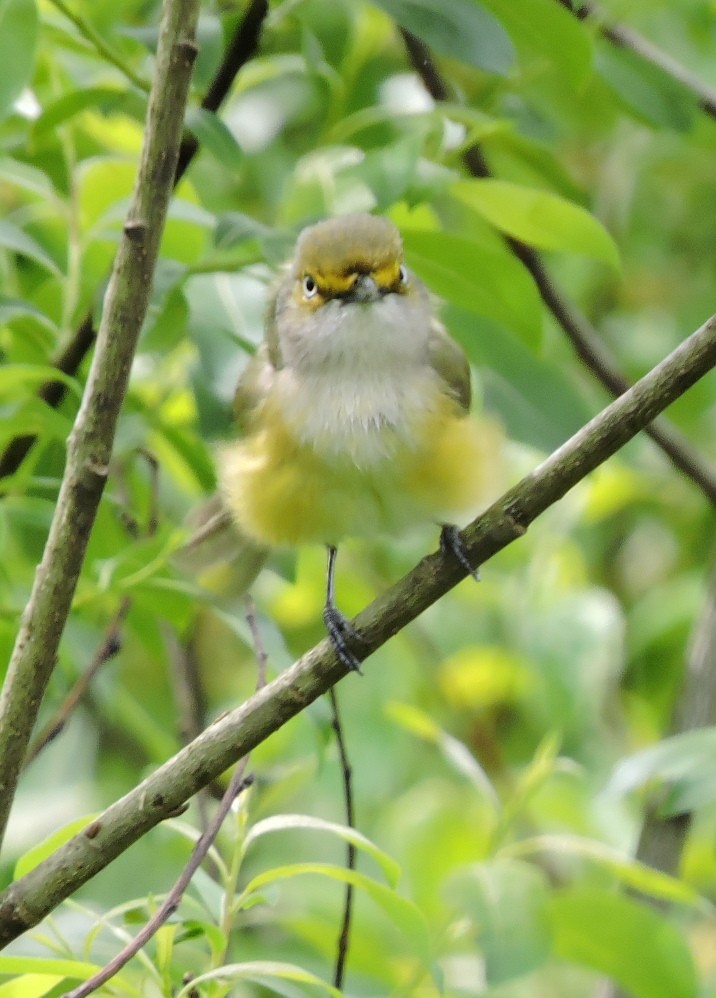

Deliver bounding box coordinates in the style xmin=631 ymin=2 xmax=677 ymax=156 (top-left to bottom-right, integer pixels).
xmin=217 ymin=213 xmax=499 ymax=670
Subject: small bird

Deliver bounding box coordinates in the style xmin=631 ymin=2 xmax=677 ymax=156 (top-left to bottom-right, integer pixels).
xmin=218 ymin=213 xmax=498 ymax=669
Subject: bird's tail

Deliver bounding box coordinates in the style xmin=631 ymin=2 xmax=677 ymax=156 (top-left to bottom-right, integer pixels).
xmin=175 ymin=494 xmax=269 ymax=596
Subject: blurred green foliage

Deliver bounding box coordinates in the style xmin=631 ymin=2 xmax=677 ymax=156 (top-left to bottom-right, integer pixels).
xmin=1 ymin=0 xmax=715 ymax=995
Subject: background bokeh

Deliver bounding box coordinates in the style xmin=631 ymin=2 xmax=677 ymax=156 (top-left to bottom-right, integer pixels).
xmin=1 ymin=1 xmax=715 ymax=994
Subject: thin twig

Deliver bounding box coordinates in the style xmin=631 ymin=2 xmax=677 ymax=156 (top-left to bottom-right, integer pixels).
xmin=64 ymin=764 xmax=254 ymax=998
xmin=244 ymin=593 xmax=268 ymax=689
xmin=46 ymin=0 xmax=149 ymax=92
xmin=328 ymin=687 xmax=355 ymax=989
xmin=0 ymin=313 xmax=712 ymax=945
xmin=23 ymin=598 xmax=131 ymax=769
xmin=0 ymin=0 xmax=270 ymax=482
xmin=64 ymin=590 xmax=270 ymax=998
xmin=399 ymin=28 xmax=716 ymax=507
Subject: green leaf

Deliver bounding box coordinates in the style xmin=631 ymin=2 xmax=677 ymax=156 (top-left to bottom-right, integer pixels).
xmin=550 ymin=888 xmax=698 ymax=998
xmin=0 ymin=365 xmax=80 ymax=398
xmin=0 ymin=297 xmax=57 ymax=333
xmin=504 ymin=834 xmax=705 ymax=908
xmin=387 ymin=702 xmax=499 ymax=807
xmin=175 ymin=961 xmax=342 ymax=998
xmin=596 ymin=42 xmax=695 ymax=132
xmin=445 ymin=307 xmax=593 ymax=450
xmin=0 ymin=399 xmax=71 ymax=446
xmin=370 ymin=0 xmax=514 ymax=76
xmin=14 ymin=815 xmax=99 ymax=878
xmin=0 ymin=159 xmax=55 ymax=199
xmin=185 ymin=107 xmax=244 ymax=171
xmin=606 ymin=727 xmax=716 ymax=816
xmin=402 ymin=229 xmax=543 ymax=348
xmin=0 ymin=958 xmax=138 ymax=997
xmin=448 ymin=859 xmax=551 ymax=984
xmin=0 ymin=222 xmax=60 ymax=275
xmin=237 ymin=863 xmax=431 ymax=959
xmin=0 ymin=976 xmax=62 ymax=998
xmin=33 ymin=86 xmax=137 ymax=136
xmin=243 ymin=814 xmax=401 ymax=886
xmin=451 ymin=178 xmax=620 ymax=267
xmin=479 ymin=0 xmax=593 ymax=90
xmin=0 ymin=0 xmax=38 ymax=121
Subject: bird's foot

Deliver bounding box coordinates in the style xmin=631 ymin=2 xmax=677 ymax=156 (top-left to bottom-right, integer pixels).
xmin=440 ymin=524 xmax=480 ymax=582
xmin=323 ymin=604 xmax=365 ymax=674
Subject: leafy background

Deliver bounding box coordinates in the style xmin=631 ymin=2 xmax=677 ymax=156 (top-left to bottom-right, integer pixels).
xmin=1 ymin=0 xmax=716 ymax=995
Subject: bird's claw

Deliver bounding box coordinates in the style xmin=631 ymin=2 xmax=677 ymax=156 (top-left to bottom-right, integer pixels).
xmin=323 ymin=604 xmax=365 ymax=674
xmin=440 ymin=524 xmax=480 ymax=582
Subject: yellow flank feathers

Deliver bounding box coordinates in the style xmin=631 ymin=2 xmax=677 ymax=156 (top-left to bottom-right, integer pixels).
xmin=220 ymin=394 xmax=498 ymax=548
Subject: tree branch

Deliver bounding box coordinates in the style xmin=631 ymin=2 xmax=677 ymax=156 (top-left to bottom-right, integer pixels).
xmin=0 ymin=0 xmax=269 ymax=481
xmin=557 ymin=0 xmax=716 ymax=119
xmin=0 ymin=314 xmax=713 ymax=946
xmin=0 ymin=0 xmax=201 ymax=849
xmin=22 ymin=598 xmax=131 ymax=769
xmin=400 ymin=29 xmax=716 ymax=507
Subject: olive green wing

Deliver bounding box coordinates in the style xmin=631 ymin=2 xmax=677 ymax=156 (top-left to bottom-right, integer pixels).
xmin=232 ymin=282 xmax=283 ymax=434
xmin=232 ymin=341 xmax=276 ymax=434
xmin=427 ymin=318 xmax=472 ymax=413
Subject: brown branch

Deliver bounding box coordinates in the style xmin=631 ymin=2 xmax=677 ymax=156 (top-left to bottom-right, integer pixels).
xmin=174 ymin=0 xmax=268 ymax=182
xmin=0 ymin=313 xmax=712 ymax=946
xmin=23 ymin=598 xmax=131 ymax=769
xmin=400 ymin=29 xmax=716 ymax=507
xmin=0 ymin=0 xmax=269 ymax=482
xmin=0 ymin=0 xmax=201 ymax=850
xmin=557 ymin=0 xmax=716 ymax=119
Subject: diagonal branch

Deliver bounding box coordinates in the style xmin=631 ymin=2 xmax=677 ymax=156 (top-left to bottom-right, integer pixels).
xmin=0 ymin=0 xmax=269 ymax=482
xmin=0 ymin=313 xmax=713 ymax=946
xmin=22 ymin=597 xmax=131 ymax=769
xmin=0 ymin=0 xmax=201 ymax=850
xmin=400 ymin=29 xmax=716 ymax=507
xmin=557 ymin=0 xmax=716 ymax=119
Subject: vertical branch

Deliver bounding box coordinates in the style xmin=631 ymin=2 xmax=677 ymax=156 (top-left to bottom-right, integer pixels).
xmin=328 ymin=686 xmax=356 ymax=989
xmin=0 ymin=0 xmax=201 ymax=849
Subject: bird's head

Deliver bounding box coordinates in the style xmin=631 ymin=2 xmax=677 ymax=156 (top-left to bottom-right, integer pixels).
xmin=273 ymin=214 xmax=431 ymax=370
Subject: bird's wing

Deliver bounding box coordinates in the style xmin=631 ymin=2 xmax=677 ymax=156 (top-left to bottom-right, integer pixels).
xmin=427 ymin=318 xmax=472 ymax=413
xmin=232 ymin=341 xmax=276 ymax=434
xmin=232 ymin=282 xmax=283 ymax=433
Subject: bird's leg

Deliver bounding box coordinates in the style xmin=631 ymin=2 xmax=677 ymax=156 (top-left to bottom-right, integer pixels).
xmin=440 ymin=524 xmax=480 ymax=582
xmin=323 ymin=545 xmax=364 ymax=673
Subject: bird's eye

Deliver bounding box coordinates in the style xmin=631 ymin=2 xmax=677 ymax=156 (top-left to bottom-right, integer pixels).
xmin=398 ymin=264 xmax=408 ymax=284
xmin=303 ymin=275 xmax=318 ymax=299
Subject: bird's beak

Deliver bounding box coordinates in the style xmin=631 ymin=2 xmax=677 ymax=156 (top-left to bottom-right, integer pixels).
xmin=347 ymin=274 xmax=381 ymax=303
